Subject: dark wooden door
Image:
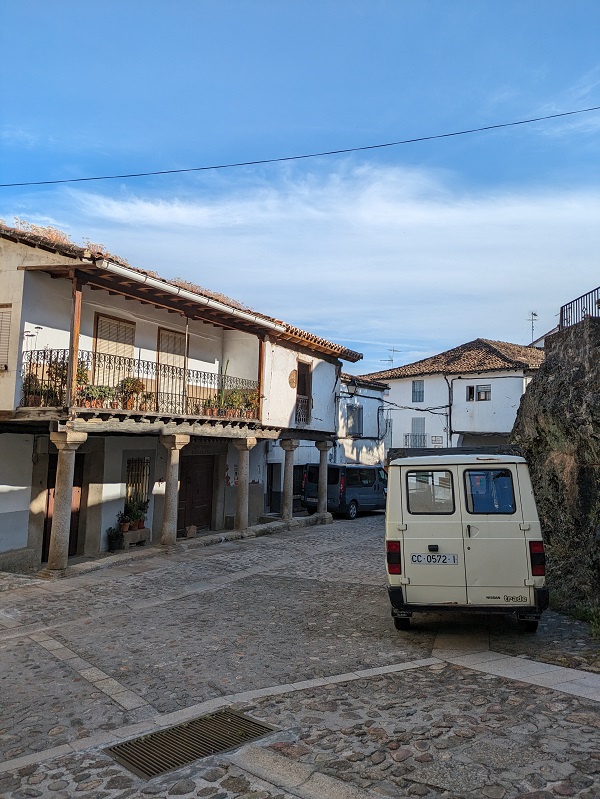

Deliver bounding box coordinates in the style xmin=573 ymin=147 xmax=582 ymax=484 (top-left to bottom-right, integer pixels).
xmin=177 ymin=454 xmax=214 ymax=534
xmin=42 ymin=454 xmax=84 ymax=562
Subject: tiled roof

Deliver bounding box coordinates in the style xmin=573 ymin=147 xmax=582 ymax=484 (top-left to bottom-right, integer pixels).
xmin=0 ymin=221 xmax=362 ymax=363
xmin=341 ymin=372 xmax=390 ymax=390
xmin=359 ymin=338 xmax=545 ymax=380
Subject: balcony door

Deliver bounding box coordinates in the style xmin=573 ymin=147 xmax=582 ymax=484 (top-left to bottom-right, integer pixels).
xmin=157 ymin=328 xmax=186 ymax=414
xmin=94 ymin=314 xmax=136 ymax=391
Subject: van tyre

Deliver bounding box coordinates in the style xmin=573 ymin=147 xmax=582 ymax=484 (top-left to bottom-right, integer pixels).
xmin=394 ymin=617 xmax=411 ymax=631
xmin=346 ymin=501 xmax=358 ymax=520
xmin=517 ymin=619 xmax=539 ymax=633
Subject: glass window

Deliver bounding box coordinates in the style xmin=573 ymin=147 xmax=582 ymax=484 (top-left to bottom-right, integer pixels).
xmin=407 ymin=470 xmax=454 ymax=514
xmin=466 ymin=386 xmax=475 ymax=402
xmin=306 ymin=465 xmax=340 ymax=485
xmin=476 ymin=384 xmax=491 ymax=401
xmin=412 ymin=379 xmax=424 ymax=403
xmin=346 ymin=468 xmax=361 ymax=487
xmin=346 ymin=404 xmax=363 ymax=437
xmin=359 ymin=468 xmax=375 ymax=487
xmin=464 ymin=469 xmax=516 ymax=514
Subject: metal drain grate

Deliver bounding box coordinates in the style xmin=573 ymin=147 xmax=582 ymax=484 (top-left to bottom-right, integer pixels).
xmin=105 ymin=709 xmax=276 ymax=780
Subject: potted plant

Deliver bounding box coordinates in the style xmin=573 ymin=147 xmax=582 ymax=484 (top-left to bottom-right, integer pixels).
xmin=22 ymin=373 xmax=42 ymax=406
xmin=116 ymin=511 xmax=130 ymax=532
xmin=139 ymin=391 xmax=155 ymax=412
xmin=107 ymin=526 xmax=124 ymax=552
xmin=118 ymin=377 xmax=145 ymax=410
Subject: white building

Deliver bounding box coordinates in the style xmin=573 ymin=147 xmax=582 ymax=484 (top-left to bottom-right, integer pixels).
xmin=262 ymin=373 xmax=390 ymax=514
xmin=0 ymin=221 xmax=362 ymax=573
xmin=359 ymin=339 xmax=544 ymax=450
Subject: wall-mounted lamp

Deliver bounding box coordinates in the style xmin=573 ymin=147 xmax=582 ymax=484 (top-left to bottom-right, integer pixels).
xmin=346 ymin=378 xmax=358 ymax=396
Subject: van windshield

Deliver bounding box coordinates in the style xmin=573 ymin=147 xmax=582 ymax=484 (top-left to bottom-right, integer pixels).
xmin=464 ymin=469 xmax=516 ymax=514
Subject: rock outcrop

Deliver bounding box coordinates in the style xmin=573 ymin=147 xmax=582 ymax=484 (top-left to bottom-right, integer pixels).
xmin=512 ymin=318 xmax=600 ymax=609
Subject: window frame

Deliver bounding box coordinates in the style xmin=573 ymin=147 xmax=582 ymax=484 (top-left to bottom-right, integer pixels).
xmin=406 ymin=469 xmax=455 ymax=515
xmin=411 ymin=379 xmax=424 ymax=403
xmin=346 ymin=402 xmax=364 ymax=437
xmin=0 ymin=304 xmax=11 ymax=368
xmin=463 ymin=468 xmax=517 ymax=515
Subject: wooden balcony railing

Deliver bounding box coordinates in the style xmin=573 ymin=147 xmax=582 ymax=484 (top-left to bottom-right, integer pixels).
xmin=20 ymin=349 xmax=260 ymax=420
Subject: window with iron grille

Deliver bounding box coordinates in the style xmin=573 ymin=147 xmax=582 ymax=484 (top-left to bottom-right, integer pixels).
xmin=476 ymin=384 xmax=491 ymax=401
xmin=0 ymin=305 xmax=11 ymax=368
xmin=412 ymin=379 xmax=424 ymax=402
xmin=346 ymin=403 xmax=363 ymax=437
xmin=126 ymin=457 xmax=151 ymax=504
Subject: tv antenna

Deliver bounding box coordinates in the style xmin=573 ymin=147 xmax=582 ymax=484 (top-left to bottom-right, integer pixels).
xmin=380 ymin=346 xmax=401 ymax=366
xmin=527 ymin=311 xmax=538 ymax=343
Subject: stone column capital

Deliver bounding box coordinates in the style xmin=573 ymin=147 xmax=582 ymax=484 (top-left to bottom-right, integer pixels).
xmin=159 ymin=434 xmax=190 ymax=451
xmin=316 ymin=440 xmax=334 ymax=452
xmin=233 ymin=437 xmax=258 ymax=452
xmin=50 ymin=431 xmax=88 ymax=452
xmin=280 ymin=439 xmax=300 ymax=452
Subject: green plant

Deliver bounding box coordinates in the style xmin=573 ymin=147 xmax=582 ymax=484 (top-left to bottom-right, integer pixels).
xmin=106 ymin=526 xmax=124 ymax=551
xmin=22 ymin=373 xmax=41 ymax=394
xmin=82 ymin=384 xmax=112 ymax=401
xmin=116 ymin=511 xmax=130 ymax=526
xmin=48 ymin=358 xmax=88 ymax=386
xmin=119 ymin=377 xmax=145 ymax=397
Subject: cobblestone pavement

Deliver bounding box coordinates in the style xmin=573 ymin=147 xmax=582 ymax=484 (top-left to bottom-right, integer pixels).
xmin=0 ymin=513 xmax=598 ymax=799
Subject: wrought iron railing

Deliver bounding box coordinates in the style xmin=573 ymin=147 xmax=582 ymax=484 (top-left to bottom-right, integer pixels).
xmin=559 ymin=286 xmax=600 ymax=330
xmin=20 ymin=349 xmax=260 ymax=420
xmin=295 ymin=395 xmax=310 ymax=424
xmin=404 ymin=433 xmax=428 ymax=448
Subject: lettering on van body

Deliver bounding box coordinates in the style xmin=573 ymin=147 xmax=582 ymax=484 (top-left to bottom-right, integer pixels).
xmin=503 ymin=594 xmax=528 ymax=603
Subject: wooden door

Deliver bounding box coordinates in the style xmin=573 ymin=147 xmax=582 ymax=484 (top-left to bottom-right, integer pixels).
xmin=177 ymin=454 xmax=214 ymax=534
xmin=42 ymin=454 xmax=84 ymax=562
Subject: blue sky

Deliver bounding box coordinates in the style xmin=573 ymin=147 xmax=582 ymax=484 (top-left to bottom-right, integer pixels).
xmin=1 ymin=1 xmax=599 ymax=373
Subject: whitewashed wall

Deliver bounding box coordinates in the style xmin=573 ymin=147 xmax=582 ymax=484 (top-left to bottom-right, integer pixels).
xmin=387 ymin=375 xmax=450 ymax=448
xmin=337 ymin=382 xmax=387 ymax=465
xmin=0 ymin=433 xmax=33 ymax=553
xmin=261 ymin=341 xmax=337 ymax=432
xmin=450 ymin=372 xmax=528 ymax=435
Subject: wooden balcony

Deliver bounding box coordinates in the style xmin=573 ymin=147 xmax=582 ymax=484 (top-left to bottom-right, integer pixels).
xmin=20 ymin=349 xmax=260 ymax=421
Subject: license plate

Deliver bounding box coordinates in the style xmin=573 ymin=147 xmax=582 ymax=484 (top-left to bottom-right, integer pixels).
xmin=410 ymin=553 xmax=458 ymax=565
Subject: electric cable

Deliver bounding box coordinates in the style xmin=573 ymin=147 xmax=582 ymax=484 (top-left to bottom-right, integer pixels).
xmin=1 ymin=105 xmax=599 ymax=188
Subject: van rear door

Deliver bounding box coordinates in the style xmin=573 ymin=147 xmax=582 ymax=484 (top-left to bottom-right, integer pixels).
xmin=460 ymin=464 xmax=532 ymax=606
xmin=401 ymin=466 xmax=468 ymax=605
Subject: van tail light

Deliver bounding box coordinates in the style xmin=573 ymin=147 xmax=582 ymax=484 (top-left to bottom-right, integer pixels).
xmin=301 ymin=469 xmax=306 ymax=492
xmin=340 ymin=474 xmax=345 ymax=497
xmin=529 ymin=540 xmax=546 ymax=576
xmin=386 ymin=540 xmax=402 ymax=575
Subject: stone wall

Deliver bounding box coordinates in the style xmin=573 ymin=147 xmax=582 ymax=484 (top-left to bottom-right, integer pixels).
xmin=512 ymin=317 xmax=600 ymax=608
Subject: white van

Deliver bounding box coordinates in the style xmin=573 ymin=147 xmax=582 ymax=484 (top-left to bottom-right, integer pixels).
xmin=385 ymin=454 xmax=549 ymax=632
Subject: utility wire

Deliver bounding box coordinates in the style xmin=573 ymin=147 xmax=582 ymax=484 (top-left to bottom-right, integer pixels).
xmin=2 ymin=105 xmax=599 ymax=188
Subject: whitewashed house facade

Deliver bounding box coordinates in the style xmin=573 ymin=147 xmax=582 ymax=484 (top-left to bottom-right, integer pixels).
xmin=0 ymin=223 xmax=361 ymax=573
xmin=263 ymin=374 xmax=390 ymax=513
xmin=360 ymin=339 xmax=544 ymax=451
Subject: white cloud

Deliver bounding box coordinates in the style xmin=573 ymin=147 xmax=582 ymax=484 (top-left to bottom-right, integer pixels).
xmin=6 ymin=163 xmax=600 ymax=374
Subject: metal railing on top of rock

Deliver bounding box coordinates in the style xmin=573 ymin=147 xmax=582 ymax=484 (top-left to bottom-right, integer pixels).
xmin=559 ymin=286 xmax=600 ymax=331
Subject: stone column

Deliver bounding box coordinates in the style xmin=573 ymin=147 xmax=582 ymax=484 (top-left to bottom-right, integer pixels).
xmin=159 ymin=434 xmax=190 ymax=546
xmin=46 ymin=431 xmax=88 ymax=573
xmin=233 ymin=437 xmax=257 ymax=530
xmin=281 ymin=439 xmax=299 ymax=520
xmin=316 ymin=440 xmax=334 ymax=514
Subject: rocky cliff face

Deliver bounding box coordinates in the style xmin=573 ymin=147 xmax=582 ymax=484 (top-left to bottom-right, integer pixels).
xmin=512 ymin=318 xmax=600 ymax=609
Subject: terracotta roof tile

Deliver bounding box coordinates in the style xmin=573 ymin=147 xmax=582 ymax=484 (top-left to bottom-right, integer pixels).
xmin=360 ymin=338 xmax=544 ymax=380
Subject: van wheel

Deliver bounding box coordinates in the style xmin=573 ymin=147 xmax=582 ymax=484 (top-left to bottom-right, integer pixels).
xmin=346 ymin=501 xmax=358 ymax=520
xmin=394 ymin=617 xmax=411 ymax=631
xmin=306 ymin=508 xmax=317 ymax=515
xmin=517 ymin=619 xmax=539 ymax=633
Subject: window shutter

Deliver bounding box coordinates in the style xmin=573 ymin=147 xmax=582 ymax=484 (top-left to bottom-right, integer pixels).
xmin=158 ymin=329 xmax=186 ymax=369
xmin=0 ymin=307 xmax=10 ymax=367
xmin=96 ymin=316 xmax=135 ymax=359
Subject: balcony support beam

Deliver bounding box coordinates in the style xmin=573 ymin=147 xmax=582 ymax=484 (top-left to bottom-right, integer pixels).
xmin=281 ymin=439 xmax=299 ymax=520
xmin=65 ymin=277 xmax=83 ymax=407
